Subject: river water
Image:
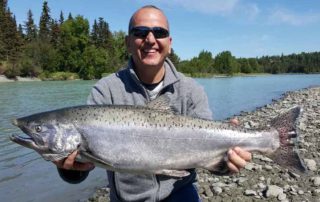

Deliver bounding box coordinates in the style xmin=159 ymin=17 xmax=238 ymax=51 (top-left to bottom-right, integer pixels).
xmin=0 ymin=74 xmax=319 ymax=202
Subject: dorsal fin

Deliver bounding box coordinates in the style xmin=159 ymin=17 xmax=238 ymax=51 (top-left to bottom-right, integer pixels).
xmin=146 ymin=95 xmax=178 ymax=114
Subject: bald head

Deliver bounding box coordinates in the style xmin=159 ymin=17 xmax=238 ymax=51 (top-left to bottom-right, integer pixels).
xmin=128 ymin=5 xmax=170 ymax=33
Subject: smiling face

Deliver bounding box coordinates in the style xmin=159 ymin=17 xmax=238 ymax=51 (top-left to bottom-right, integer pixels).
xmin=126 ymin=7 xmax=172 ymax=74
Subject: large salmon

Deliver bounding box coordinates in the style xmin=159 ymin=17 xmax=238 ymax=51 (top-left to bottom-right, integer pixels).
xmin=10 ymin=96 xmax=306 ymax=177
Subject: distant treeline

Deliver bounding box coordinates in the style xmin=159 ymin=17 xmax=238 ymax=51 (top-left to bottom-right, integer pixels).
xmin=0 ymin=1 xmax=319 ymax=80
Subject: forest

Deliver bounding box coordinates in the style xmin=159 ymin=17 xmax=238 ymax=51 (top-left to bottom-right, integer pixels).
xmin=0 ymin=0 xmax=319 ymax=80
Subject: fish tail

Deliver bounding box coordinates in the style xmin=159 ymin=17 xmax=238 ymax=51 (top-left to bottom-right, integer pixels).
xmin=268 ymin=106 xmax=307 ymax=174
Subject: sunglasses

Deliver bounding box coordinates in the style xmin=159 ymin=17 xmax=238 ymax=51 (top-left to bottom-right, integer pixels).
xmin=129 ymin=26 xmax=170 ymax=39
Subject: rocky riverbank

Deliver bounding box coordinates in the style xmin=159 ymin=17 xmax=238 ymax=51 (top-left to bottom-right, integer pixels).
xmin=86 ymin=86 xmax=320 ymax=202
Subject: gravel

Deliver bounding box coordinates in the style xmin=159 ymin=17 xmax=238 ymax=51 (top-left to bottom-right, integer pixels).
xmin=86 ymin=86 xmax=320 ymax=202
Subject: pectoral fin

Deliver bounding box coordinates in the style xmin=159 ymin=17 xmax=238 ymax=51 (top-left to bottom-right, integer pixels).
xmin=154 ymin=169 xmax=190 ymax=177
xmin=80 ymin=151 xmax=114 ymax=169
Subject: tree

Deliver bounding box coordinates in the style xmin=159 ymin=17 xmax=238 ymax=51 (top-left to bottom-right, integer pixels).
xmin=214 ymin=51 xmax=238 ymax=75
xmin=59 ymin=11 xmax=64 ymax=25
xmin=238 ymin=58 xmax=252 ymax=73
xmin=39 ymin=1 xmax=51 ymax=40
xmin=90 ymin=17 xmax=112 ymax=49
xmin=58 ymin=15 xmax=90 ymax=74
xmin=50 ymin=19 xmax=60 ymax=47
xmin=168 ymin=48 xmax=180 ymax=68
xmin=197 ymin=50 xmax=214 ymax=73
xmin=24 ymin=9 xmax=37 ymax=42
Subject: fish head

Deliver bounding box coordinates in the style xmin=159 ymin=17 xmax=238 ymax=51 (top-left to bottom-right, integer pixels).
xmin=10 ymin=110 xmax=81 ymax=161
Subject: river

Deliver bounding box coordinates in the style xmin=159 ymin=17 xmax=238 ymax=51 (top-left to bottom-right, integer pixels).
xmin=0 ymin=74 xmax=319 ymax=202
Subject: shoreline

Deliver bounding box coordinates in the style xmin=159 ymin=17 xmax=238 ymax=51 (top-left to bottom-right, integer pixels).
xmin=86 ymin=86 xmax=320 ymax=202
xmin=1 ymin=73 xmax=317 ymax=83
xmin=0 ymin=75 xmax=41 ymax=82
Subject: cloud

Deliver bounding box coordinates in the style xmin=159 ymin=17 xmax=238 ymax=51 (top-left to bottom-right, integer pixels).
xmin=140 ymin=0 xmax=259 ymax=18
xmin=269 ymin=8 xmax=320 ymax=26
xmin=169 ymin=0 xmax=239 ymax=15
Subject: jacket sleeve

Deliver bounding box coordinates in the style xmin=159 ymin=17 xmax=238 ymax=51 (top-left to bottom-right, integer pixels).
xmin=57 ymin=168 xmax=90 ymax=184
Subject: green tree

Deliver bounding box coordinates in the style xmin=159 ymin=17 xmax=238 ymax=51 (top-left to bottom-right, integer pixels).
xmin=50 ymin=19 xmax=60 ymax=47
xmin=168 ymin=48 xmax=180 ymax=68
xmin=197 ymin=50 xmax=214 ymax=73
xmin=90 ymin=17 xmax=112 ymax=49
xmin=59 ymin=11 xmax=64 ymax=25
xmin=238 ymin=58 xmax=252 ymax=73
xmin=80 ymin=45 xmax=107 ymax=79
xmin=24 ymin=9 xmax=37 ymax=42
xmin=107 ymin=31 xmax=129 ymax=72
xmin=214 ymin=51 xmax=238 ymax=75
xmin=39 ymin=1 xmax=51 ymax=40
xmin=59 ymin=15 xmax=89 ymax=74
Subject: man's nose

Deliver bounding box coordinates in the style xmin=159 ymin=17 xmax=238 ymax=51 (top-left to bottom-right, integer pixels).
xmin=145 ymin=31 xmax=156 ymax=43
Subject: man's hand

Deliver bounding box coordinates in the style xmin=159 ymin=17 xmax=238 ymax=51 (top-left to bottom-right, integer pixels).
xmin=54 ymin=151 xmax=95 ymax=171
xmin=226 ymin=147 xmax=252 ymax=173
xmin=226 ymin=118 xmax=252 ymax=173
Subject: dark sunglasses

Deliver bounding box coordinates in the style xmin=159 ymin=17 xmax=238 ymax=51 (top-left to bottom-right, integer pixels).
xmin=129 ymin=26 xmax=170 ymax=39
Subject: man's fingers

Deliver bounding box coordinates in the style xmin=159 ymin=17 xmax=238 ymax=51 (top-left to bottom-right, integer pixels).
xmin=62 ymin=151 xmax=78 ymax=169
xmin=233 ymin=147 xmax=252 ymax=161
xmin=226 ymin=161 xmax=239 ymax=173
xmin=73 ymin=162 xmax=95 ymax=171
xmin=227 ymin=149 xmax=247 ymax=169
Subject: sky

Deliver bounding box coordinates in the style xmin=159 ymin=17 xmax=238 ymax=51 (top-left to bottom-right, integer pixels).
xmin=8 ymin=0 xmax=320 ymax=60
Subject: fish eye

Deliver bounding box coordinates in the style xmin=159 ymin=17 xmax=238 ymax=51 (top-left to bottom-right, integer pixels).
xmin=35 ymin=125 xmax=42 ymax=132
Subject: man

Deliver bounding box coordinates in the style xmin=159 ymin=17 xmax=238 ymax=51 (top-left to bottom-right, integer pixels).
xmin=55 ymin=5 xmax=252 ymax=202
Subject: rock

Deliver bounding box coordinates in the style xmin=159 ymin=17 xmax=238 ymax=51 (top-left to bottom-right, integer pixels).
xmin=212 ymin=186 xmax=223 ymax=195
xmin=257 ymin=182 xmax=266 ymax=190
xmin=312 ymin=177 xmax=320 ymax=186
xmin=204 ymin=188 xmax=213 ymax=197
xmin=235 ymin=177 xmax=248 ymax=185
xmin=278 ymin=193 xmax=287 ymax=201
xmin=304 ymin=159 xmax=317 ymax=171
xmin=298 ymin=190 xmax=304 ymax=195
xmin=244 ymin=189 xmax=256 ymax=196
xmin=265 ymin=185 xmax=284 ymax=198
xmin=245 ymin=163 xmax=254 ymax=171
xmin=98 ymin=196 xmax=108 ymax=202
xmin=288 ymin=171 xmax=300 ymax=178
xmin=264 ymin=165 xmax=273 ymax=171
xmin=312 ymin=189 xmax=320 ymax=196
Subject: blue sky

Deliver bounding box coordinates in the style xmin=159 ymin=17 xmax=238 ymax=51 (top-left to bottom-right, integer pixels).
xmin=8 ymin=0 xmax=320 ymax=60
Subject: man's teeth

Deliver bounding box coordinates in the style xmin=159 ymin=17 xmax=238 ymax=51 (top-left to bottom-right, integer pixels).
xmin=143 ymin=49 xmax=156 ymax=53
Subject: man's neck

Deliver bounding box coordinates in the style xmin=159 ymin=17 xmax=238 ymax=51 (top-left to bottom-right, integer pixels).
xmin=134 ymin=64 xmax=165 ymax=84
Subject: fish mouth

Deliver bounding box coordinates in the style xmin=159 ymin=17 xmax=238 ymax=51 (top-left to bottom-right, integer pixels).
xmin=11 ymin=118 xmax=38 ymax=150
xmin=10 ymin=134 xmax=38 ymax=150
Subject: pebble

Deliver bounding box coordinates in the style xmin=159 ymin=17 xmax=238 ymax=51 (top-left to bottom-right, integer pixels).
xmin=265 ymin=185 xmax=284 ymax=198
xmin=312 ymin=189 xmax=320 ymax=196
xmin=244 ymin=189 xmax=256 ymax=196
xmin=264 ymin=165 xmax=273 ymax=171
xmin=278 ymin=193 xmax=287 ymax=201
xmin=212 ymin=186 xmax=223 ymax=195
xmin=312 ymin=177 xmax=320 ymax=186
xmin=304 ymin=159 xmax=317 ymax=171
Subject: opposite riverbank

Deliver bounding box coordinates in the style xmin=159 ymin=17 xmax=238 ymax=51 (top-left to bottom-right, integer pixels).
xmin=85 ymin=86 xmax=320 ymax=202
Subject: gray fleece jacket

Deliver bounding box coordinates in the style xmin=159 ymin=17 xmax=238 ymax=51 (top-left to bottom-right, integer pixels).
xmin=59 ymin=58 xmax=213 ymax=202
